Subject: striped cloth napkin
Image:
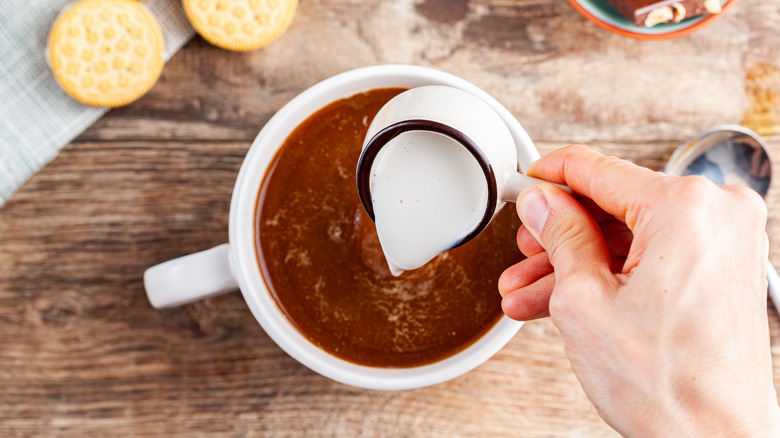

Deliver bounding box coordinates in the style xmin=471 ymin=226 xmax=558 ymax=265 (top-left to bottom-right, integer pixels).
xmin=0 ymin=0 xmax=195 ymax=206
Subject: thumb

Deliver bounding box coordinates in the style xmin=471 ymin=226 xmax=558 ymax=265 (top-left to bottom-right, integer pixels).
xmin=516 ymin=184 xmax=612 ymax=281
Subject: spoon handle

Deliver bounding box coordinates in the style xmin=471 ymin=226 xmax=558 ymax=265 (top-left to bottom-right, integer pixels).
xmin=767 ymin=260 xmax=780 ymax=316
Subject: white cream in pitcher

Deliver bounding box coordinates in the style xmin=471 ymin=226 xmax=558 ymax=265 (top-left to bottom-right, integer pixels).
xmin=369 ymin=130 xmax=489 ymax=276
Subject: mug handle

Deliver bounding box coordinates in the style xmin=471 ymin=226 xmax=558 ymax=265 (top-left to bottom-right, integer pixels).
xmin=144 ymin=243 xmax=239 ymax=309
xmin=501 ymin=170 xmax=573 ymax=202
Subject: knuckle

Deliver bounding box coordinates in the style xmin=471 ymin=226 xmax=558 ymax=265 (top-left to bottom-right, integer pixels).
xmin=547 ymin=289 xmax=568 ymax=318
xmin=664 ymin=176 xmax=719 ymax=223
xmin=665 ymin=175 xmax=768 ymax=239
xmin=674 ymin=175 xmax=717 ymax=201
xmin=563 ymin=144 xmax=589 ymax=154
xmin=726 ymin=185 xmax=767 ymax=218
xmin=548 ymin=273 xmax=602 ymax=318
xmin=543 ymin=217 xmax=588 ymax=262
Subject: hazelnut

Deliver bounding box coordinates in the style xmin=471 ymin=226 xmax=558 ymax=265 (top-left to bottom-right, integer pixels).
xmin=704 ymin=0 xmax=722 ymax=14
xmin=644 ymin=6 xmax=674 ymax=27
xmin=672 ymin=3 xmax=686 ymax=22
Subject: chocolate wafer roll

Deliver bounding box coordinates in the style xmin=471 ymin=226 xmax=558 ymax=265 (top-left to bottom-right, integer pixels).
xmin=605 ymin=0 xmax=723 ymax=27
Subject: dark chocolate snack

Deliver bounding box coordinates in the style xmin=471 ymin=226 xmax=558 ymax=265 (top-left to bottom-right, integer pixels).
xmin=605 ymin=0 xmax=722 ymax=27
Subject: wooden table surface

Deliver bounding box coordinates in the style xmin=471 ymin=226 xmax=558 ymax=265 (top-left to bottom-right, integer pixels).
xmin=2 ymin=0 xmax=780 ymax=436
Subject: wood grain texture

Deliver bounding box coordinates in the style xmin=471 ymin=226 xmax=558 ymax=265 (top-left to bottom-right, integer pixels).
xmin=2 ymin=0 xmax=780 ymax=436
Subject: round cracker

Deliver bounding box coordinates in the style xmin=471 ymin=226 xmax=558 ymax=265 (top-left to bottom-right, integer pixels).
xmin=183 ymin=0 xmax=297 ymax=51
xmin=49 ymin=0 xmax=165 ymax=107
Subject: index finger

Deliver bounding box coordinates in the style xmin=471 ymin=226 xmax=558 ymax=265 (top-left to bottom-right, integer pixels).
xmin=527 ymin=145 xmax=667 ymax=227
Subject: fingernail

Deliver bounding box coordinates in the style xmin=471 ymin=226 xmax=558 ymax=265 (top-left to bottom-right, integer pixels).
xmin=517 ymin=187 xmax=549 ymax=236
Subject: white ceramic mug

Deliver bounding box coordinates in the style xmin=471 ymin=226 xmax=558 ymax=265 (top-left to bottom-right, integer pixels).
xmin=144 ymin=65 xmax=533 ymax=390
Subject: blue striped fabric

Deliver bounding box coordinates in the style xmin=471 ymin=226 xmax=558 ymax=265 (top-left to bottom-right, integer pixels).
xmin=0 ymin=0 xmax=194 ymax=206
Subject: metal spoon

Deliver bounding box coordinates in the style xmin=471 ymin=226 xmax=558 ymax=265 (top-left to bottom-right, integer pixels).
xmin=664 ymin=124 xmax=779 ymax=314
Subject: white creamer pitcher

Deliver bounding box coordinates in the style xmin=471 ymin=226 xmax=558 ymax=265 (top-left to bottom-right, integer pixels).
xmin=356 ymin=86 xmax=570 ymax=274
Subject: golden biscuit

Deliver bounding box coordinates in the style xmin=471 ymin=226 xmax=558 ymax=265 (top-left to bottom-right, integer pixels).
xmin=183 ymin=0 xmax=297 ymax=51
xmin=49 ymin=0 xmax=164 ymax=107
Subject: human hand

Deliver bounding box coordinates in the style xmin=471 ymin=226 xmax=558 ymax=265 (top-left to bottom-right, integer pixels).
xmin=498 ymin=145 xmax=780 ymax=437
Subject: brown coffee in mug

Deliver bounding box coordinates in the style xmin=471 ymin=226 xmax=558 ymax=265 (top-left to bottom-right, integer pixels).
xmin=255 ymin=88 xmax=523 ymax=368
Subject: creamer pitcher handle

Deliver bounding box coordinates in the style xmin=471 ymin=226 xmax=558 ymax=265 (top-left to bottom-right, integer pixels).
xmin=501 ymin=170 xmax=573 ymax=202
xmin=144 ymin=243 xmax=239 ymax=309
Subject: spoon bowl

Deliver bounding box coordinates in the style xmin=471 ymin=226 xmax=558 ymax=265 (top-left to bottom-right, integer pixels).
xmin=665 ymin=124 xmax=779 ymax=314
xmin=664 ymin=124 xmax=772 ymax=197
